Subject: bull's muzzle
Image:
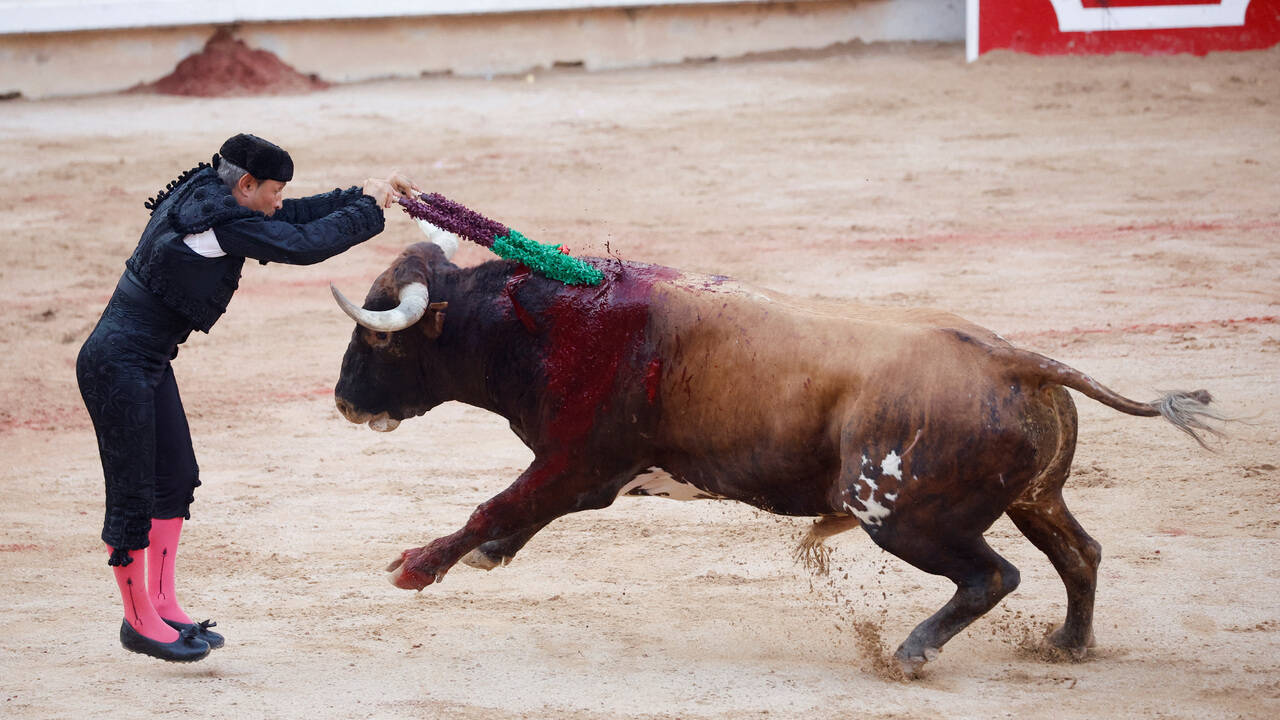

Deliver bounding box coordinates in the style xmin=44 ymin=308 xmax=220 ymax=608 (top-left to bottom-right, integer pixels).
xmin=335 ymin=396 xmax=401 ymax=432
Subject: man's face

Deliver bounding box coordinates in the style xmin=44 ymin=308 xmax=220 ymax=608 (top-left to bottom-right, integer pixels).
xmin=234 ymin=175 xmax=287 ymax=216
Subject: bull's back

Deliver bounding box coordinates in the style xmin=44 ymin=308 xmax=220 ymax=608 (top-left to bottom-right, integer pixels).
xmin=641 ymin=273 xmax=1057 ymax=510
xmin=647 ymin=273 xmax=1000 ymax=443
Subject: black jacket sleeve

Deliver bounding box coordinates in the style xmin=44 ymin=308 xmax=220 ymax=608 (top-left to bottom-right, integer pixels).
xmin=275 ymin=186 xmax=367 ymax=226
xmin=212 ymin=191 xmax=385 ymax=266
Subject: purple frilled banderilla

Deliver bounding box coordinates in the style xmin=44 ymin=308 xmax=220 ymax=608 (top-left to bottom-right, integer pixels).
xmin=398 ymin=193 xmax=603 ymax=286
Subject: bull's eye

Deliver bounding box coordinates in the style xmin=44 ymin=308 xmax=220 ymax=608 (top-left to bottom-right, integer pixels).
xmin=363 ymin=328 xmax=393 ymax=348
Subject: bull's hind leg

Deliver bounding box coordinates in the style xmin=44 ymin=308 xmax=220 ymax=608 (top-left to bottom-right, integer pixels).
xmin=1005 ymin=493 xmax=1101 ymax=659
xmin=868 ymin=530 xmax=1021 ymax=676
xmin=1004 ymin=385 xmax=1099 ymax=659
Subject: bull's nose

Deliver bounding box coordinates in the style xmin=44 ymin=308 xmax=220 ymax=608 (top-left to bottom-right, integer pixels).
xmin=335 ymin=395 xmax=366 ymax=424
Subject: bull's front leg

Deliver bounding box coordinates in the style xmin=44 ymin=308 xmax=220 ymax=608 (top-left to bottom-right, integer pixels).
xmin=386 ymin=455 xmax=616 ymax=590
xmin=460 ymin=521 xmax=550 ymax=570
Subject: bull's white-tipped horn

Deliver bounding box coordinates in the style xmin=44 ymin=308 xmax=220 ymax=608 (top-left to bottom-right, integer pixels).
xmin=331 ymin=281 xmax=430 ymax=332
xmin=415 ymin=218 xmax=459 ymax=260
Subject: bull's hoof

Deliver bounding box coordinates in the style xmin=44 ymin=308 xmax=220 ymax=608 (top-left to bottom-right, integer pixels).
xmin=388 ymin=566 xmax=440 ymax=591
xmin=460 ymin=548 xmax=509 ymax=571
xmin=893 ymin=647 xmax=939 ymax=678
xmin=1045 ymin=625 xmax=1094 ymax=661
xmin=385 ymin=550 xmax=440 ymax=591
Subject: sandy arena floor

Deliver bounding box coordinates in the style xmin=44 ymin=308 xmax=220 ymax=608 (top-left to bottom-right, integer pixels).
xmin=0 ymin=43 xmax=1277 ymax=719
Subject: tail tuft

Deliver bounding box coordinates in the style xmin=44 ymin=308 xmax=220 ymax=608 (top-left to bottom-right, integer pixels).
xmin=1155 ymin=390 xmax=1229 ymax=451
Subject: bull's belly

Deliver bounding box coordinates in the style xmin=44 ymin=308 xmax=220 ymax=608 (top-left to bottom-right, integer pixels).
xmin=618 ymin=467 xmax=725 ymax=501
xmin=617 ymin=461 xmax=839 ymax=516
xmin=631 ymin=394 xmax=1064 ymax=521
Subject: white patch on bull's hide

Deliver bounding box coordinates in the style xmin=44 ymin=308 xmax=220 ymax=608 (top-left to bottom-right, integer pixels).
xmin=368 ymin=414 xmax=400 ymax=432
xmin=845 ymin=454 xmax=901 ymax=527
xmin=844 ymin=496 xmax=892 ymax=526
xmin=619 ymin=467 xmax=723 ymax=501
xmin=881 ymin=451 xmax=903 ymax=480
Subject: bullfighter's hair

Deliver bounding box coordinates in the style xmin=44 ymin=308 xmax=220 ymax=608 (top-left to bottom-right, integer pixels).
xmin=398 ymin=192 xmax=603 ymax=286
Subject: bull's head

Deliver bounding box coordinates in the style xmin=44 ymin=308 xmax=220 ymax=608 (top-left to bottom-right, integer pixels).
xmin=332 ymin=235 xmax=455 ymax=431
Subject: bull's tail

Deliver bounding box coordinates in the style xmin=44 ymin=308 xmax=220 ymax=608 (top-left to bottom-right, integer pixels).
xmin=985 ymin=340 xmax=1230 ymax=450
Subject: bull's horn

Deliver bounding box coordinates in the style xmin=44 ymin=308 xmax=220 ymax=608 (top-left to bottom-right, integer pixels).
xmin=415 ymin=218 xmax=459 ymax=260
xmin=331 ymin=281 xmax=430 ymax=332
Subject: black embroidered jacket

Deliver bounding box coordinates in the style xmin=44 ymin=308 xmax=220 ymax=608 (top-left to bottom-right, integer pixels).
xmin=127 ymin=166 xmax=385 ymax=332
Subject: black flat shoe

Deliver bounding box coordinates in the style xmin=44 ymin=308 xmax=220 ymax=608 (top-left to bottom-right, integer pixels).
xmin=163 ymin=618 xmax=224 ymax=649
xmin=119 ymin=619 xmax=210 ymax=662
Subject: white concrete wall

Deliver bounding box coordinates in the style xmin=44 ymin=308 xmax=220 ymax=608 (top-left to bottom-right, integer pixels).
xmin=0 ymin=1 xmax=965 ymax=99
xmin=0 ymin=0 xmax=811 ymax=34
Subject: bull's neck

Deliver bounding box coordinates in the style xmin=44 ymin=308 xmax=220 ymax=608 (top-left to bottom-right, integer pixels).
xmin=429 ymin=263 xmax=544 ymax=425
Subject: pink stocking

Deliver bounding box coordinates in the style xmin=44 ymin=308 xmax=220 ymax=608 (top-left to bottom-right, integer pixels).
xmin=109 ymin=547 xmax=178 ymax=643
xmin=146 ymin=518 xmax=193 ymax=624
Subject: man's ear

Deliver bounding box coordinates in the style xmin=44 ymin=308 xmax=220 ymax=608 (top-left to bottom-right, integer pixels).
xmin=236 ymin=173 xmax=258 ymax=196
xmin=423 ymin=302 xmax=448 ymax=339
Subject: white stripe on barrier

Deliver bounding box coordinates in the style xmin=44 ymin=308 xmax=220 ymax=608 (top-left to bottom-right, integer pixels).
xmin=1048 ymin=0 xmax=1251 ymax=32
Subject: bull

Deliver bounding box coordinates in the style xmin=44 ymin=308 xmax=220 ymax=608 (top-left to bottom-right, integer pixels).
xmin=330 ymin=235 xmax=1223 ymax=675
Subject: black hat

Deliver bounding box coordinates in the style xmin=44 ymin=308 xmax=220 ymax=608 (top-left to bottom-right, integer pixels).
xmin=214 ymin=133 xmax=293 ymax=182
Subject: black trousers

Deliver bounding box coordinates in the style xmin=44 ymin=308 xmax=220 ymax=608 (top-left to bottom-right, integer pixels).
xmin=77 ymin=271 xmax=199 ymax=565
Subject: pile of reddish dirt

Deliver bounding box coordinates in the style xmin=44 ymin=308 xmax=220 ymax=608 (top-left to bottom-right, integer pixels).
xmin=137 ymin=28 xmax=328 ymax=97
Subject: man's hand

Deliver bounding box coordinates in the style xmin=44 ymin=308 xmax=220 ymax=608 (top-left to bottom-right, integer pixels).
xmin=387 ymin=171 xmax=420 ymax=199
xmin=363 ymin=171 xmax=420 ymax=209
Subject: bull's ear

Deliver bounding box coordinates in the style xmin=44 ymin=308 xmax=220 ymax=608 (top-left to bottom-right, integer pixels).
xmin=423 ymin=302 xmax=448 ymax=340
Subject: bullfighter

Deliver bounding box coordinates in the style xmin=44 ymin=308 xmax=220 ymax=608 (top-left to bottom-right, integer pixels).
xmin=76 ymin=133 xmax=418 ymax=662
